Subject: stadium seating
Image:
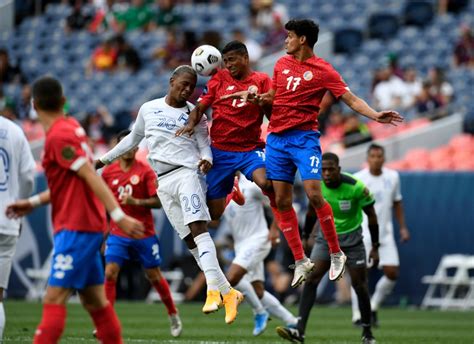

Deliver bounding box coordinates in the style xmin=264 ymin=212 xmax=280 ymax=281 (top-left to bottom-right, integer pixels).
xmin=403 ymin=1 xmax=435 ymax=27
xmin=368 ymin=13 xmax=400 ymax=40
xmin=334 ymin=28 xmax=364 ymax=54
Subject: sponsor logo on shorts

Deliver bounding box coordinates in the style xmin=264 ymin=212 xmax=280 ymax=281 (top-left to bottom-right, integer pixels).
xmin=356 ymin=259 xmax=365 ymax=265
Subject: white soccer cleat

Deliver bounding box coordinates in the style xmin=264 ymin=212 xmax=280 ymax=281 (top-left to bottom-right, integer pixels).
xmin=169 ymin=313 xmax=183 ymax=337
xmin=291 ymin=258 xmax=314 ymax=288
xmin=329 ymin=251 xmax=347 ymax=281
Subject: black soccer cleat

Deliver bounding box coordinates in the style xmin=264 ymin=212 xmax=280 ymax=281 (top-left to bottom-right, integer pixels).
xmin=362 ymin=333 xmax=376 ymax=344
xmin=276 ymin=326 xmax=305 ymax=343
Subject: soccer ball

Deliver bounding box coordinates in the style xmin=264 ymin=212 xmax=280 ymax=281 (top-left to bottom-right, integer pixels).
xmin=191 ymin=45 xmax=222 ymax=76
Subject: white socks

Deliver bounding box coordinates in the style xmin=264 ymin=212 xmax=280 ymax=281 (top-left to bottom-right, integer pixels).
xmin=235 ymin=279 xmax=266 ymax=314
xmin=261 ymin=291 xmax=298 ymax=326
xmin=0 ymin=302 xmax=5 ymax=340
xmin=351 ymin=275 xmax=397 ymax=320
xmin=194 ymin=232 xmax=231 ymax=295
xmin=371 ymin=275 xmax=396 ymax=311
xmin=189 ymin=247 xmax=203 ymax=271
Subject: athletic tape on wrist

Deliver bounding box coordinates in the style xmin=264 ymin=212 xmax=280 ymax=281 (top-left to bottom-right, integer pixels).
xmin=28 ymin=195 xmax=41 ymax=207
xmin=110 ymin=208 xmax=125 ymax=222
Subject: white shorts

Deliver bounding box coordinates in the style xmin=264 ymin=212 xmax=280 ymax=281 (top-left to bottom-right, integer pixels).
xmin=233 ymin=236 xmax=271 ymax=282
xmin=363 ymin=233 xmax=399 ymax=267
xmin=0 ymin=234 xmax=18 ymax=289
xmin=157 ymin=168 xmax=211 ymax=240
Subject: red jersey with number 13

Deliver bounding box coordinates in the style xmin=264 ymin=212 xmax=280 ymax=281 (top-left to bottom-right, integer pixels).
xmin=269 ymin=55 xmax=349 ymax=134
xmin=42 ymin=117 xmax=106 ymax=234
xmin=102 ymin=160 xmax=157 ymax=238
xmin=199 ymin=69 xmax=272 ymax=151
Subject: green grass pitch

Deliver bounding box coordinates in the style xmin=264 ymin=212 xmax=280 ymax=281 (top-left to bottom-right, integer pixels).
xmin=3 ymin=301 xmax=474 ymax=343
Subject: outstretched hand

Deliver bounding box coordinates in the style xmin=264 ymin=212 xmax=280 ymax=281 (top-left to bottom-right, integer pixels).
xmin=198 ymin=159 xmax=212 ymax=174
xmin=220 ymin=90 xmax=255 ymax=103
xmin=374 ymin=110 xmax=404 ymax=126
xmin=176 ymin=124 xmax=195 ymax=137
xmin=5 ymin=199 xmax=34 ymax=219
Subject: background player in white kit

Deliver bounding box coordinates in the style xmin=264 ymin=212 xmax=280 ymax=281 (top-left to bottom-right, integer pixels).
xmin=0 ymin=116 xmax=36 ymax=340
xmin=352 ymin=143 xmax=410 ymax=326
xmin=221 ymin=174 xmax=298 ymax=336
xmin=96 ymin=65 xmax=243 ymax=324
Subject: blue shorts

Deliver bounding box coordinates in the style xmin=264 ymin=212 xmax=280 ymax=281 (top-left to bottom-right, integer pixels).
xmin=105 ymin=234 xmax=162 ymax=269
xmin=206 ymin=146 xmax=266 ymax=200
xmin=266 ymin=130 xmax=322 ymax=183
xmin=49 ymin=230 xmax=104 ymax=290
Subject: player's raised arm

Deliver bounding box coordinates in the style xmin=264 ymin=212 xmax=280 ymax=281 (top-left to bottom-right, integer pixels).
xmin=341 ymin=91 xmax=404 ymax=126
xmin=76 ymin=161 xmax=145 ymax=238
xmin=97 ymin=109 xmax=146 ymax=168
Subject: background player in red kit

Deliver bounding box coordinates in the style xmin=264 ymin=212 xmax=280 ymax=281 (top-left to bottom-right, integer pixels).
xmin=6 ymin=76 xmax=144 ymax=344
xmin=101 ymin=130 xmax=182 ymax=337
xmin=227 ymin=19 xmax=403 ymax=287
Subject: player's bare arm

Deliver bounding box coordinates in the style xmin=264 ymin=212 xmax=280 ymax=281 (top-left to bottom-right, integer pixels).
xmin=363 ymin=204 xmax=380 ymax=268
xmin=175 ymin=102 xmax=208 ymax=137
xmin=121 ymin=194 xmax=162 ymax=208
xmin=77 ymin=161 xmax=145 ymax=238
xmin=394 ymin=200 xmax=410 ymax=243
xmin=341 ymin=91 xmax=404 ymax=126
xmin=5 ymin=189 xmax=51 ymax=219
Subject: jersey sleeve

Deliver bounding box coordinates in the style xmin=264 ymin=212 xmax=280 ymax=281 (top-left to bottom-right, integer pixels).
xmin=198 ymin=73 xmax=220 ymax=108
xmin=144 ymin=166 xmax=158 ymax=197
xmin=17 ymin=125 xmax=36 ymax=198
xmin=100 ymin=105 xmax=145 ymax=164
xmin=194 ymin=114 xmax=212 ymax=163
xmin=393 ymin=171 xmax=403 ymax=202
xmin=49 ymin=133 xmax=89 ymax=172
xmin=323 ymin=64 xmax=349 ymax=99
xmin=355 ymin=179 xmax=375 ymax=208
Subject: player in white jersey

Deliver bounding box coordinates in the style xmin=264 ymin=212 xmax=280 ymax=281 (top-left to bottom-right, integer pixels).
xmin=0 ymin=116 xmax=36 ymax=339
xmin=96 ymin=65 xmax=243 ymax=324
xmin=221 ymin=174 xmax=298 ymax=336
xmin=351 ymin=143 xmax=410 ymax=326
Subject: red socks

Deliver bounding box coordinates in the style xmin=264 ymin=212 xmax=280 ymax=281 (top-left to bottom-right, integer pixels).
xmin=105 ymin=278 xmax=117 ymax=306
xmin=33 ymin=304 xmax=66 ymax=344
xmin=89 ymin=303 xmax=123 ymax=344
xmin=315 ymin=202 xmax=341 ymax=254
xmin=276 ymin=208 xmax=304 ymax=261
xmin=153 ymin=278 xmax=177 ymax=315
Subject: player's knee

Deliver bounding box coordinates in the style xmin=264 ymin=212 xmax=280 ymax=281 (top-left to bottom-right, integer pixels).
xmin=252 ymin=283 xmax=265 ymax=298
xmin=105 ymin=268 xmax=119 ymax=281
xmin=275 ymin=195 xmax=293 ymax=211
xmin=385 ymin=269 xmax=399 ymax=281
xmin=145 ymin=268 xmax=162 ymax=283
xmin=307 ymin=191 xmax=325 ymax=209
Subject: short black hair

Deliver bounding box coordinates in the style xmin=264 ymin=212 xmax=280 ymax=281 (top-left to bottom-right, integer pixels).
xmin=32 ymin=76 xmax=64 ymax=111
xmin=322 ymin=152 xmax=339 ymax=165
xmin=367 ymin=143 xmax=385 ymax=155
xmin=222 ymin=40 xmax=248 ymax=56
xmin=285 ymin=19 xmax=320 ymax=49
xmin=116 ymin=129 xmax=131 ymax=142
xmin=171 ymin=65 xmax=197 ymax=79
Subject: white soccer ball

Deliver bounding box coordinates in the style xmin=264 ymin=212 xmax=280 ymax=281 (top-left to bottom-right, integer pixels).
xmin=191 ymin=45 xmax=222 ymax=76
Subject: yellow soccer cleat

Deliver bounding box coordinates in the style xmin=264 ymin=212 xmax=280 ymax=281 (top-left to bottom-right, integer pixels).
xmin=222 ymin=288 xmax=244 ymax=324
xmin=202 ymin=290 xmax=222 ymax=314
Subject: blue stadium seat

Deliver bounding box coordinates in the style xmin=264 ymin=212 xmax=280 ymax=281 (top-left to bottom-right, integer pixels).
xmin=403 ymin=1 xmax=435 ymax=27
xmin=334 ymin=28 xmax=364 ymax=55
xmin=368 ymin=13 xmax=399 ymax=40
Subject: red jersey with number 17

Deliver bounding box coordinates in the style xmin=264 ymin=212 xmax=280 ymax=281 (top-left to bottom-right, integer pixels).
xmin=102 ymin=160 xmax=157 ymax=238
xmin=199 ymin=69 xmax=272 ymax=152
xmin=269 ymin=55 xmax=349 ymax=133
xmin=42 ymin=117 xmax=106 ymax=234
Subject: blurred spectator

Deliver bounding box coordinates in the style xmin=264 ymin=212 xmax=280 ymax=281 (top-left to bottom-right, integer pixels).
xmin=86 ymin=37 xmax=118 ymax=76
xmin=232 ymin=29 xmax=263 ymax=66
xmin=65 ymin=0 xmax=93 ymax=33
xmin=153 ymin=30 xmax=194 ymax=70
xmin=81 ymin=105 xmax=116 ymax=147
xmin=428 ymin=67 xmax=453 ymax=106
xmin=387 ymin=53 xmax=404 ymax=79
xmin=0 ymin=91 xmax=17 ymax=122
xmin=415 ymin=80 xmax=442 ymax=114
xmin=438 ymin=0 xmax=469 ymax=14
xmin=15 ymin=84 xmax=32 ymax=121
xmin=324 ymin=106 xmax=346 ymax=142
xmin=401 ymin=67 xmax=422 ymax=109
xmin=115 ymin=35 xmax=142 ymax=73
xmin=262 ymin=10 xmax=287 ymax=53
xmin=250 ymin=0 xmax=288 ymax=32
xmin=154 ymin=0 xmax=182 ymax=29
xmin=373 ymin=63 xmax=406 ymax=110
xmin=453 ymin=26 xmax=474 ymax=67
xmin=0 ymin=49 xmax=26 ymax=85
xmin=89 ymin=0 xmax=122 ymax=33
xmin=200 ymin=30 xmax=222 ymax=49
xmin=115 ymin=0 xmax=154 ymax=32
xmin=343 ymin=113 xmax=372 ymax=148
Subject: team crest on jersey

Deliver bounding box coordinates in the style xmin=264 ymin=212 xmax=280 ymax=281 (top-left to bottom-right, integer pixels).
xmin=303 ymin=71 xmax=313 ymax=81
xmin=61 ymin=146 xmax=75 ymax=160
xmin=112 ymin=179 xmax=119 ymax=185
xmin=130 ymin=175 xmax=140 ymax=185
xmin=248 ymin=85 xmax=258 ymax=94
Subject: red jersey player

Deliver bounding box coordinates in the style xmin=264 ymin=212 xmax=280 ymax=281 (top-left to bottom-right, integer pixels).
xmin=225 ymin=19 xmax=403 ymax=291
xmin=6 ymin=76 xmax=144 ymax=344
xmin=101 ymin=130 xmax=182 ymax=337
